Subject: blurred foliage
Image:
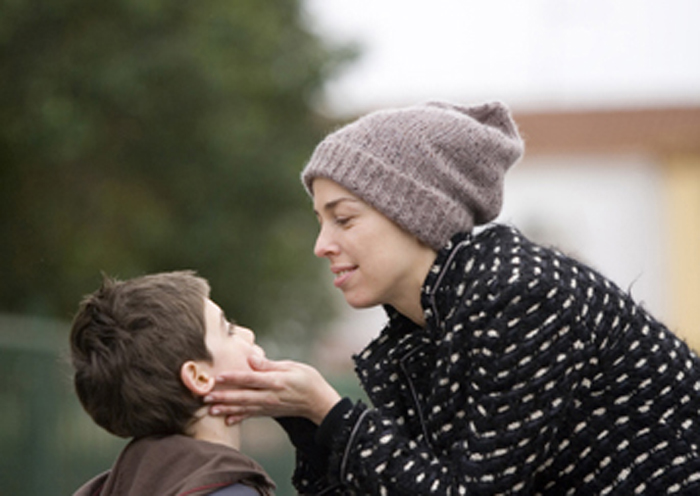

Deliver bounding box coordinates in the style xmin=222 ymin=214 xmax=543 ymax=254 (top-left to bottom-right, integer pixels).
xmin=0 ymin=0 xmax=356 ymax=340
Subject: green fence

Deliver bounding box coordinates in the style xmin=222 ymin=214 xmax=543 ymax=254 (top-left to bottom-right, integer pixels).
xmin=0 ymin=314 xmax=127 ymax=494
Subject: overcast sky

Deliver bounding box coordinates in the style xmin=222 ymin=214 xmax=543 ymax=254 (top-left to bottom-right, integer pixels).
xmin=305 ymin=0 xmax=700 ymax=116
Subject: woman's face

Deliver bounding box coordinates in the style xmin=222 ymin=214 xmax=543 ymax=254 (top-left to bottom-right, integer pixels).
xmin=312 ymin=178 xmax=437 ymax=319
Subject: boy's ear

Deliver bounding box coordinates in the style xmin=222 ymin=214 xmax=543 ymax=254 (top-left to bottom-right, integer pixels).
xmin=180 ymin=361 xmax=215 ymax=396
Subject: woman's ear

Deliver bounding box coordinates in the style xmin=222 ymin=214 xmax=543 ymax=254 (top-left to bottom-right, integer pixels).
xmin=180 ymin=361 xmax=215 ymax=396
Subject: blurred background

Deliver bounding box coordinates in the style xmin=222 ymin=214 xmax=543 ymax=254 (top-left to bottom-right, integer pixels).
xmin=1 ymin=0 xmax=698 ymax=494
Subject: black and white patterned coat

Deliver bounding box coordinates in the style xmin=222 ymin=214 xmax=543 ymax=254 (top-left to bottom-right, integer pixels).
xmin=292 ymin=224 xmax=700 ymax=495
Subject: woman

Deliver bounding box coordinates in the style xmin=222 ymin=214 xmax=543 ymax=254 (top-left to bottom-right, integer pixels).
xmin=207 ymin=102 xmax=700 ymax=495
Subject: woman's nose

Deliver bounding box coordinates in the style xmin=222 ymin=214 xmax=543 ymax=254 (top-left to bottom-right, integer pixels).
xmin=314 ymin=226 xmax=337 ymax=258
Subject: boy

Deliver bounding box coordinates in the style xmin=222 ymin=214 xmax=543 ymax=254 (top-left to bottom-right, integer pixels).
xmin=70 ymin=271 xmax=275 ymax=496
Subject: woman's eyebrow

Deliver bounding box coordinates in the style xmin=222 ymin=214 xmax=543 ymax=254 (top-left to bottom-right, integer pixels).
xmin=315 ymin=197 xmax=361 ymax=216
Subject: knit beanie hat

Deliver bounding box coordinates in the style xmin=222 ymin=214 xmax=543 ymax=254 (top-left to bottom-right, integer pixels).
xmin=301 ymin=101 xmax=524 ymax=250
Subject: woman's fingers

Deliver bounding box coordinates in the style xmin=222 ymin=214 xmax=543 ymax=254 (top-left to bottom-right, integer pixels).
xmin=207 ymin=392 xmax=276 ymax=419
xmin=247 ymin=355 xmax=286 ymax=371
xmin=206 ymin=387 xmax=277 ymax=408
xmin=215 ymin=358 xmax=294 ymax=387
xmin=215 ymin=370 xmax=278 ymax=390
xmin=206 ymin=358 xmax=342 ymax=422
xmin=209 ymin=400 xmax=263 ymax=417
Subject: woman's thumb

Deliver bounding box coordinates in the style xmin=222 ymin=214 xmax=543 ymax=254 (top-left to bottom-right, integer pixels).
xmin=249 ymin=353 xmax=268 ymax=370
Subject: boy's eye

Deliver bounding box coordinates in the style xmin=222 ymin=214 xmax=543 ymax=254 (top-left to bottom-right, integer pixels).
xmin=334 ymin=216 xmax=351 ymax=226
xmin=227 ymin=323 xmax=235 ymax=336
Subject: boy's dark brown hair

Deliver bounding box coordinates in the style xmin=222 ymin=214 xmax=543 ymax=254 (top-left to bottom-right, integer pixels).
xmin=70 ymin=271 xmax=212 ymax=438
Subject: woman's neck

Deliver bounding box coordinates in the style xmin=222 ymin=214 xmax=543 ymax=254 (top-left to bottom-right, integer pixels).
xmin=393 ymin=248 xmax=437 ymax=327
xmin=188 ymin=407 xmax=241 ymax=449
xmin=395 ymin=298 xmax=427 ymax=327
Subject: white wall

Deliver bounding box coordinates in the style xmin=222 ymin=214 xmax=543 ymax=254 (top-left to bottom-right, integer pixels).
xmin=499 ymin=153 xmax=669 ymax=320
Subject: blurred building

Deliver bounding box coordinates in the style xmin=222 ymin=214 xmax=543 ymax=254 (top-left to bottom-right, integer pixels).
xmin=315 ymin=105 xmax=700 ymax=373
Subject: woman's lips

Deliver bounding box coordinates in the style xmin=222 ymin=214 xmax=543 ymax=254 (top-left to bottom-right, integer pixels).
xmin=332 ymin=266 xmax=357 ymax=288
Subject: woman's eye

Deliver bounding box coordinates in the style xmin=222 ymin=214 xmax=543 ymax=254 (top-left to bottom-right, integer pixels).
xmin=335 ymin=216 xmax=350 ymax=226
xmin=227 ymin=323 xmax=235 ymax=336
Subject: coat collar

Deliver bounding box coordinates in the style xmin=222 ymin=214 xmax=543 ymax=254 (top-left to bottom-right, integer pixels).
xmin=73 ymin=435 xmax=275 ymax=496
xmin=355 ymin=227 xmax=494 ymax=367
xmin=421 ymin=230 xmax=474 ymax=330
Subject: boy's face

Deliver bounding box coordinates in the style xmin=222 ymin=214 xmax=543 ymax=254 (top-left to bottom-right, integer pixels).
xmin=202 ymin=298 xmax=264 ymax=374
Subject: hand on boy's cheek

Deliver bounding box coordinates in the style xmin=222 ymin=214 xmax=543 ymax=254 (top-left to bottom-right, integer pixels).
xmin=206 ymin=354 xmax=266 ymax=395
xmin=248 ymin=353 xmax=266 ymax=370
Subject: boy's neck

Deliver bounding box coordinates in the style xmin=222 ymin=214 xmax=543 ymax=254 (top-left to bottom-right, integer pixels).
xmin=188 ymin=407 xmax=241 ymax=450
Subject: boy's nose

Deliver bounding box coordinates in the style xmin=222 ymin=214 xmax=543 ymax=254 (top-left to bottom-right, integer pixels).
xmin=238 ymin=326 xmax=255 ymax=344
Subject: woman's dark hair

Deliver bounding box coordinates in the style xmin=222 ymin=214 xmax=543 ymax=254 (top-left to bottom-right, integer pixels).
xmin=70 ymin=271 xmax=212 ymax=438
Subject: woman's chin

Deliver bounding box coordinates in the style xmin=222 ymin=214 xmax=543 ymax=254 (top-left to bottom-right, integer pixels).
xmin=343 ymin=293 xmax=378 ymax=310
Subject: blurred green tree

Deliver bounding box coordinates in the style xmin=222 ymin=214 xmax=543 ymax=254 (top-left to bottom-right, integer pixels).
xmin=0 ymin=0 xmax=355 ymax=342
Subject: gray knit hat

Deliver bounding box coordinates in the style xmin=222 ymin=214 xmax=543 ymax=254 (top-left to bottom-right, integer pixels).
xmin=301 ymin=101 xmax=524 ymax=250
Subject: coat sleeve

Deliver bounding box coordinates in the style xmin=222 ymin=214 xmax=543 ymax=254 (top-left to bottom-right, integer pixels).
xmin=296 ymin=236 xmax=598 ymax=495
xmin=274 ymin=416 xmax=343 ymax=494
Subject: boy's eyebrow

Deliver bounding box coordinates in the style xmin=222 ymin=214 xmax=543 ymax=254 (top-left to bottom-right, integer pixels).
xmin=220 ymin=310 xmax=236 ymax=333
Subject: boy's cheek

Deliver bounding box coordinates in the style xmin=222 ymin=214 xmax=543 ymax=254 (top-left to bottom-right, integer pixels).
xmin=212 ymin=382 xmax=240 ymax=392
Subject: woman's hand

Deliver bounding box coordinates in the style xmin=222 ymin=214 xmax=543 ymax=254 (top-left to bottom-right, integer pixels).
xmin=205 ymin=355 xmax=342 ymax=425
